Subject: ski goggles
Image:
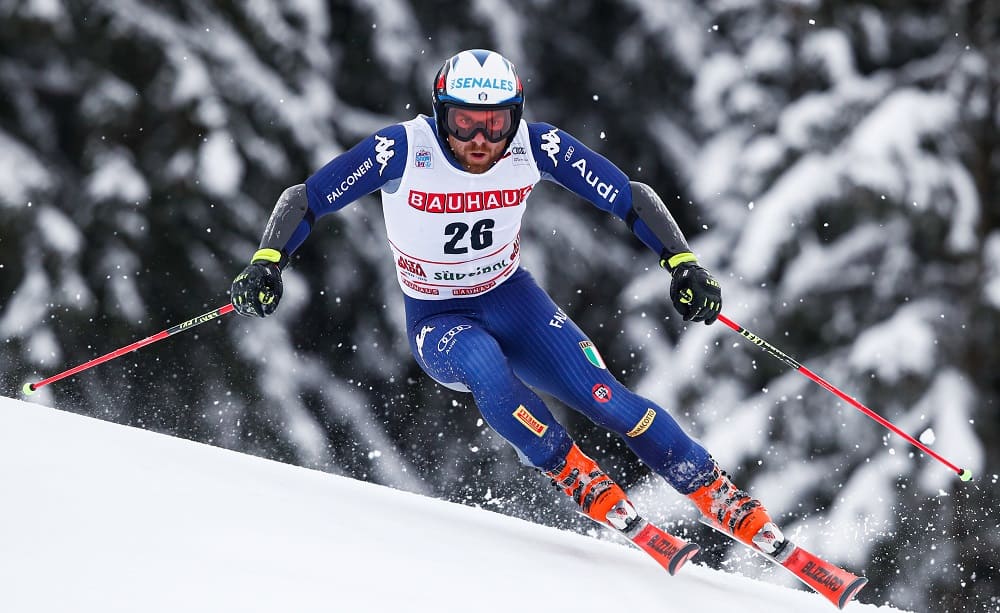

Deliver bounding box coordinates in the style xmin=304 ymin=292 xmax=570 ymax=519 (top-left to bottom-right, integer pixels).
xmin=442 ymin=104 xmax=517 ymax=143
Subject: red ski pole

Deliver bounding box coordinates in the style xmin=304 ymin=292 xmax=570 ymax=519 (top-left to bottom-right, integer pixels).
xmin=22 ymin=303 xmax=235 ymax=396
xmin=717 ymin=313 xmax=973 ymax=482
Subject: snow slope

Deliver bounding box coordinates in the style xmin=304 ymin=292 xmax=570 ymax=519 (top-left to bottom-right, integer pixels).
xmin=0 ymin=396 xmax=909 ymax=613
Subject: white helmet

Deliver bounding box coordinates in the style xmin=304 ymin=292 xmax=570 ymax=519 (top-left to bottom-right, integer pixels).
xmin=432 ymin=49 xmax=524 ymax=144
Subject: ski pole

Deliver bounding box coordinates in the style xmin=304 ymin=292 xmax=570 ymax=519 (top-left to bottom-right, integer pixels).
xmin=22 ymin=303 xmax=235 ymax=396
xmin=717 ymin=313 xmax=972 ymax=482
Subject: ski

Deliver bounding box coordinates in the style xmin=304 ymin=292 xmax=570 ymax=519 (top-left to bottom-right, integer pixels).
xmin=701 ymin=520 xmax=867 ymax=609
xmin=774 ymin=541 xmax=868 ymax=609
xmin=623 ymin=518 xmax=701 ymax=576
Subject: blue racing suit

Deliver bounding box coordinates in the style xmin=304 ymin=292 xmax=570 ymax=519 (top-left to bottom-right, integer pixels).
xmin=284 ymin=116 xmax=714 ymax=494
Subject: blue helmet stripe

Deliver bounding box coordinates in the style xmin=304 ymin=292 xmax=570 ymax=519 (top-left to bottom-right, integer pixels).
xmin=468 ymin=49 xmax=491 ymax=66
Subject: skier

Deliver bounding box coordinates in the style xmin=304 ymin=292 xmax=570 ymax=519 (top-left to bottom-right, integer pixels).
xmin=231 ymin=49 xmax=784 ymax=554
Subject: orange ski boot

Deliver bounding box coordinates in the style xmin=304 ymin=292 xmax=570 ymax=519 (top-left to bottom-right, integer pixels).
xmin=545 ymin=444 xmax=702 ymax=575
xmin=687 ymin=464 xmax=777 ymax=550
xmin=543 ymin=443 xmax=639 ymax=532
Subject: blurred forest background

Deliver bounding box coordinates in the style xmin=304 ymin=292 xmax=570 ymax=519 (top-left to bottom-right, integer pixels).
xmin=1 ymin=1 xmax=997 ymax=611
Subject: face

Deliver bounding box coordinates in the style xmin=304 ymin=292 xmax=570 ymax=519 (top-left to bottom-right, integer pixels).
xmin=443 ymin=107 xmax=512 ymax=173
xmin=447 ymin=131 xmax=507 ymax=174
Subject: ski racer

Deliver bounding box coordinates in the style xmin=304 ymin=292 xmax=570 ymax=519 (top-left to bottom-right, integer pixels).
xmin=230 ymin=49 xmax=785 ymax=554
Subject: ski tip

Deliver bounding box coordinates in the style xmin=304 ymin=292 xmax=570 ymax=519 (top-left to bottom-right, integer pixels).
xmin=668 ymin=542 xmax=701 ymax=576
xmin=22 ymin=382 xmax=36 ymax=396
xmin=959 ymin=468 xmax=973 ymax=482
xmin=838 ymin=576 xmax=868 ymax=609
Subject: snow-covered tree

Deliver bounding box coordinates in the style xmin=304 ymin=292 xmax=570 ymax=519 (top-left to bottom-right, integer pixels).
xmin=624 ymin=2 xmax=998 ymax=610
xmin=1 ymin=2 xmax=995 ymax=610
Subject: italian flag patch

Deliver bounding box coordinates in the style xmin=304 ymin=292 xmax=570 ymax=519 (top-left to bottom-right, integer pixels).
xmin=579 ymin=341 xmax=606 ymax=369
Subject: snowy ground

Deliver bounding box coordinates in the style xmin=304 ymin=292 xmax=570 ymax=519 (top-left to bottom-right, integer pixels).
xmin=0 ymin=396 xmax=911 ymax=613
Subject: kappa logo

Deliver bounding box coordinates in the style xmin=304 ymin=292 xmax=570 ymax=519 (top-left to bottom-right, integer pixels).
xmin=540 ymin=128 xmax=560 ymax=167
xmin=374 ymin=134 xmax=395 ymax=176
xmin=415 ymin=325 xmax=435 ymax=361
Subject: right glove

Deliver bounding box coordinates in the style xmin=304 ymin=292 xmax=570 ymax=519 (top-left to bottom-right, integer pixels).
xmin=664 ymin=252 xmax=722 ymax=325
xmin=231 ymin=249 xmax=284 ymax=317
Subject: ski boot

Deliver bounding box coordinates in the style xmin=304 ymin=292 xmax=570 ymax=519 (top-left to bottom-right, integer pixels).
xmin=543 ymin=443 xmax=701 ymax=575
xmin=543 ymin=443 xmax=640 ymax=533
xmin=687 ymin=464 xmax=786 ymax=554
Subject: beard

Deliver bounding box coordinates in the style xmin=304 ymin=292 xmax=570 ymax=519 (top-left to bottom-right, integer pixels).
xmin=446 ymin=135 xmax=506 ymax=173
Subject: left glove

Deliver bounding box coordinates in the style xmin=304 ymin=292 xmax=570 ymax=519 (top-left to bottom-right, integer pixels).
xmin=663 ymin=253 xmax=722 ymax=325
xmin=231 ymin=249 xmax=284 ymax=318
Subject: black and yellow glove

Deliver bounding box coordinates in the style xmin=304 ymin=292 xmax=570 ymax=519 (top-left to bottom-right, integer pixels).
xmin=231 ymin=249 xmax=284 ymax=318
xmin=662 ymin=252 xmax=722 ymax=325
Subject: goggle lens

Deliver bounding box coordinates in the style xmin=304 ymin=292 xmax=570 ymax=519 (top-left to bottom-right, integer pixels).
xmin=444 ymin=105 xmax=516 ymax=143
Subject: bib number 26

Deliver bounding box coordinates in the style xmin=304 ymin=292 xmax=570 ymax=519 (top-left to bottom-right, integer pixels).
xmin=444 ymin=219 xmax=494 ymax=254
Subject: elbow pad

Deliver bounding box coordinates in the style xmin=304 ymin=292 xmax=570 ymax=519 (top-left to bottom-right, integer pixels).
xmin=629 ymin=181 xmax=697 ymax=271
xmin=256 ymin=184 xmax=310 ymax=267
